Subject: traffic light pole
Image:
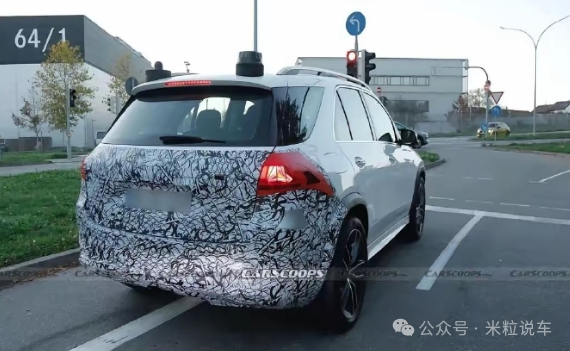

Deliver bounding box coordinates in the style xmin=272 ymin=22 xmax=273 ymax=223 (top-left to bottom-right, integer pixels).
xmin=64 ymin=78 xmax=72 ymax=159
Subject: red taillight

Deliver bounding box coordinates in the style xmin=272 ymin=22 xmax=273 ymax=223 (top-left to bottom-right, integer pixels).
xmin=80 ymin=159 xmax=86 ymax=180
xmin=256 ymin=152 xmax=334 ymax=197
xmin=164 ymin=80 xmax=211 ymax=87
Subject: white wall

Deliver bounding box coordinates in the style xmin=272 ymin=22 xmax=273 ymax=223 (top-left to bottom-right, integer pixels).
xmin=296 ymin=57 xmax=467 ymax=121
xmin=0 ymin=63 xmax=117 ymax=148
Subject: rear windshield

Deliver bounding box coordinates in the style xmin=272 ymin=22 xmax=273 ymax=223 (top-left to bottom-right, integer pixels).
xmin=101 ymin=85 xmax=324 ymax=147
xmin=96 ymin=131 xmax=107 ymax=139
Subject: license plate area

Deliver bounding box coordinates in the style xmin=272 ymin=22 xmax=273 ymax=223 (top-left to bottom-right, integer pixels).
xmin=124 ymin=188 xmax=193 ymax=214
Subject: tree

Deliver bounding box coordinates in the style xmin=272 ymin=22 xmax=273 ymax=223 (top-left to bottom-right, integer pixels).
xmin=105 ymin=53 xmax=133 ymax=111
xmin=468 ymin=88 xmax=488 ymax=108
xmin=33 ymin=41 xmax=96 ymax=138
xmin=11 ymin=86 xmax=45 ymax=150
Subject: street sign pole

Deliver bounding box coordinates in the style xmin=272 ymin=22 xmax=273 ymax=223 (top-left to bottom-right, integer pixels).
xmin=354 ymin=36 xmax=359 ymax=80
xmin=64 ymin=77 xmax=72 ymax=159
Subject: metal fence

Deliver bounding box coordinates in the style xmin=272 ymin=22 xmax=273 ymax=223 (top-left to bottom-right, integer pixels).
xmin=388 ymin=112 xmax=570 ymax=136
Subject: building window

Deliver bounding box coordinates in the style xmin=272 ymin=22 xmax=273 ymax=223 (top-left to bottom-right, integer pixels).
xmin=370 ymin=76 xmax=430 ymax=86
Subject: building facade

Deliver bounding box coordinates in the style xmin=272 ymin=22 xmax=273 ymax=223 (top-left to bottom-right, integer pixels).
xmin=296 ymin=56 xmax=468 ymax=132
xmin=0 ymin=15 xmax=152 ymax=149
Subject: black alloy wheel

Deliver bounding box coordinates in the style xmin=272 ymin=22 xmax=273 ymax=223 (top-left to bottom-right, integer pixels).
xmin=309 ymin=216 xmax=368 ymax=333
xmin=401 ymin=176 xmax=426 ymax=242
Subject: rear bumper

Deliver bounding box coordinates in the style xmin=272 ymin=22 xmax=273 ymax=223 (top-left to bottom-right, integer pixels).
xmin=76 ymin=206 xmax=343 ymax=309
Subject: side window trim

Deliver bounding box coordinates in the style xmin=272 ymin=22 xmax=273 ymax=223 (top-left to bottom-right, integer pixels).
xmin=335 ymin=91 xmax=354 ymax=140
xmin=357 ymin=90 xmax=378 ymax=141
xmin=360 ymin=90 xmax=400 ymax=144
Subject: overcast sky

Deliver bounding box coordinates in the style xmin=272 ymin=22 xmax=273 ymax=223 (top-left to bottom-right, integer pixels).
xmin=4 ymin=0 xmax=570 ymax=110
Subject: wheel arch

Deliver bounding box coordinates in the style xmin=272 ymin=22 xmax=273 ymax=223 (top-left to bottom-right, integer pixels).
xmin=341 ymin=192 xmax=369 ymax=239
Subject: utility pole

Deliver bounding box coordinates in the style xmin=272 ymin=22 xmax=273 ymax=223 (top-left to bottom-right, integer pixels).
xmin=64 ymin=78 xmax=72 ymax=159
xmin=114 ymin=94 xmax=121 ymax=116
xmin=253 ymin=0 xmax=258 ymax=51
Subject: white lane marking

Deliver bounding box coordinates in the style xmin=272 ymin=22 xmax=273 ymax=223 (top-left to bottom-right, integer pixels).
xmin=69 ymin=297 xmax=203 ymax=351
xmin=537 ymin=169 xmax=570 ymax=183
xmin=465 ymin=200 xmax=493 ymax=204
xmin=416 ymin=215 xmax=483 ymax=291
xmin=461 ymin=177 xmax=473 ymax=179
xmin=540 ymin=206 xmax=570 ymax=212
xmin=528 ymin=181 xmax=543 ymax=184
xmin=426 ymin=205 xmax=570 ymax=226
xmin=500 ymin=203 xmax=531 ymax=208
xmin=478 ymin=177 xmax=493 ymax=180
xmin=429 ymin=196 xmax=454 ymax=201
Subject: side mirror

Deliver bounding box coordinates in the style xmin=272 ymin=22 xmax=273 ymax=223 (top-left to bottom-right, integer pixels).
xmin=399 ymin=128 xmax=416 ymax=145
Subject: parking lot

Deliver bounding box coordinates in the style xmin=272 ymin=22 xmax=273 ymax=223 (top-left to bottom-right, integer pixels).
xmin=1 ymin=145 xmax=570 ymax=351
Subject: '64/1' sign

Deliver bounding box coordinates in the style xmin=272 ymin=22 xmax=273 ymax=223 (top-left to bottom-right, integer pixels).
xmin=14 ymin=28 xmax=67 ymax=52
xmin=0 ymin=15 xmax=85 ymax=65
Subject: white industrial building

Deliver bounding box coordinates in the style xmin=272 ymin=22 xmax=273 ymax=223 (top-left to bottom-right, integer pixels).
xmin=0 ymin=15 xmax=151 ymax=150
xmin=296 ymin=56 xmax=468 ymax=132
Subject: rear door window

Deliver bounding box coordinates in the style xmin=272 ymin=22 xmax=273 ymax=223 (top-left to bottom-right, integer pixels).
xmin=102 ymin=86 xmax=274 ymax=147
xmin=336 ymin=88 xmax=374 ymax=141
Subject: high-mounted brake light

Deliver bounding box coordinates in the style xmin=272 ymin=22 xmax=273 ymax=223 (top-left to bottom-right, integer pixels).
xmin=164 ymin=80 xmax=212 ymax=87
xmin=256 ymin=152 xmax=334 ymax=197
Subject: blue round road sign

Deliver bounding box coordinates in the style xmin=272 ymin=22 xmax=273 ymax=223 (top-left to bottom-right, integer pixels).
xmin=490 ymin=105 xmax=501 ymax=117
xmin=346 ymin=11 xmax=366 ymax=36
xmin=481 ymin=123 xmax=488 ymax=132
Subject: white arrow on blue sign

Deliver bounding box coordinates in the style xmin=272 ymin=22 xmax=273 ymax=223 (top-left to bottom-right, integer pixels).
xmin=346 ymin=11 xmax=366 ymax=36
xmin=481 ymin=123 xmax=488 ymax=132
xmin=490 ymin=105 xmax=501 ymax=117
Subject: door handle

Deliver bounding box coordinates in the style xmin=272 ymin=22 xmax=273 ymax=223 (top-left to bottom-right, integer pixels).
xmin=354 ymin=157 xmax=366 ymax=168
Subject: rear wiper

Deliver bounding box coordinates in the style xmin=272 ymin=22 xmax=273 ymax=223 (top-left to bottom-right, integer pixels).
xmin=158 ymin=135 xmax=226 ymax=145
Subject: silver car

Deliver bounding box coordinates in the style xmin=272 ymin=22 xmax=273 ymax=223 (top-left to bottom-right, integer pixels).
xmin=76 ymin=53 xmax=426 ymax=333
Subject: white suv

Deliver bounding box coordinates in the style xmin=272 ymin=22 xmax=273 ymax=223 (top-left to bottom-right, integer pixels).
xmin=76 ymin=52 xmax=426 ymax=333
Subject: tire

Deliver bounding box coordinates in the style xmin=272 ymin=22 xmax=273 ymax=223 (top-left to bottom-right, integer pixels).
xmin=309 ymin=215 xmax=368 ymax=333
xmin=401 ymin=175 xmax=426 ymax=242
xmin=506 ymin=131 xmax=510 ymax=137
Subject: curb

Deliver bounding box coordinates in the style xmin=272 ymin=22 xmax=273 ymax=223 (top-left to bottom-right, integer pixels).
xmin=0 ymin=248 xmax=80 ymax=291
xmin=425 ymin=158 xmax=446 ymax=170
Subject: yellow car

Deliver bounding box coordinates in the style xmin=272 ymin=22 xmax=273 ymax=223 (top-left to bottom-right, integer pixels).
xmin=477 ymin=122 xmax=510 ymax=138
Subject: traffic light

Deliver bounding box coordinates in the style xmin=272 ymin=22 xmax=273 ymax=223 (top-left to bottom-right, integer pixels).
xmin=363 ymin=50 xmax=376 ymax=85
xmin=346 ymin=50 xmax=357 ymax=78
xmin=69 ymin=89 xmax=77 ymax=108
xmin=105 ymin=97 xmax=112 ymax=112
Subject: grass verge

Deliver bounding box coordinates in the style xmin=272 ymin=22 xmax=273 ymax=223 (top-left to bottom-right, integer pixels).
xmin=493 ymin=142 xmax=570 ymax=154
xmin=418 ymin=151 xmax=440 ymax=163
xmin=469 ymin=132 xmax=570 ymax=142
xmin=0 ymin=169 xmax=80 ymax=268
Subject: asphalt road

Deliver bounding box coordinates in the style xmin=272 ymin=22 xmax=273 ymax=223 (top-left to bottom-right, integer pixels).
xmin=1 ymin=143 xmax=570 ymax=351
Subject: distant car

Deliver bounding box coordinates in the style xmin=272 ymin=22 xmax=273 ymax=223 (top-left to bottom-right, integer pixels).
xmin=394 ymin=122 xmax=429 ymax=148
xmin=77 ymin=56 xmax=427 ymax=333
xmin=477 ymin=122 xmax=510 ymax=138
